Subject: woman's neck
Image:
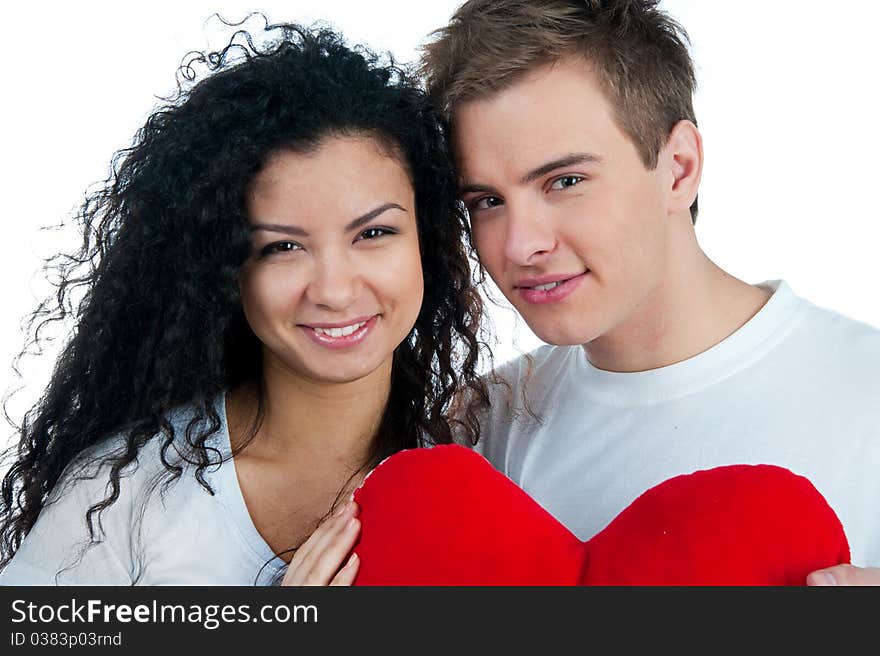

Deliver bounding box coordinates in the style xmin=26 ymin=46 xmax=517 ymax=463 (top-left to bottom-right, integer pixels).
xmin=228 ymin=354 xmax=393 ymax=470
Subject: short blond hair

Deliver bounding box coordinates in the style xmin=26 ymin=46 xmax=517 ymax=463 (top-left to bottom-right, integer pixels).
xmin=421 ymin=0 xmax=699 ymax=219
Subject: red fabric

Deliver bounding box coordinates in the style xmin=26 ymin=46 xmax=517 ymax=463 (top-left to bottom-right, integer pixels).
xmin=352 ymin=445 xmax=850 ymax=585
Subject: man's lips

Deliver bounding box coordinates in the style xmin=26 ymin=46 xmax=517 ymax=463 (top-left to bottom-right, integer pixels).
xmin=514 ymin=271 xmax=589 ymax=290
xmin=515 ymin=271 xmax=589 ymax=305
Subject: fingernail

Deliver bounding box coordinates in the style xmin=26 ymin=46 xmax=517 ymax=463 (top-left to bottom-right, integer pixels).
xmin=346 ymin=552 xmax=359 ymax=567
xmin=808 ymin=572 xmax=837 ymax=586
xmin=346 ymin=517 xmax=359 ymax=531
xmin=334 ymin=501 xmax=351 ymax=517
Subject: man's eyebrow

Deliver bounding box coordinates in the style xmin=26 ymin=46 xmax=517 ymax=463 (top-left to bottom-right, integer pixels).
xmin=250 ymin=202 xmax=407 ymax=236
xmin=520 ymin=153 xmax=603 ymax=185
xmin=459 ymin=183 xmax=496 ymax=195
xmin=460 ymin=153 xmax=603 ymax=195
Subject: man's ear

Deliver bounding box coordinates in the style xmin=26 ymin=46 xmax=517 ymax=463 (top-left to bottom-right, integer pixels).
xmin=664 ymin=120 xmax=703 ymax=216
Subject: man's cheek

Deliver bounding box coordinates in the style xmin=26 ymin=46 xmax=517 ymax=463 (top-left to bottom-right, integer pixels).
xmin=472 ymin=224 xmax=500 ymax=269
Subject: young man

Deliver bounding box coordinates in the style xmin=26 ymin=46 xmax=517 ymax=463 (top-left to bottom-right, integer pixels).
xmin=421 ymin=0 xmax=880 ymax=584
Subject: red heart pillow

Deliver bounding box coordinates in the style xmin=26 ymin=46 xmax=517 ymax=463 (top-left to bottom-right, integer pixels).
xmin=352 ymin=445 xmax=850 ymax=585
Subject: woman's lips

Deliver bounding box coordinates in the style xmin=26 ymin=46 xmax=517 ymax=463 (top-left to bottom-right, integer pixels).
xmin=299 ymin=315 xmax=379 ymax=349
xmin=516 ymin=271 xmax=589 ymax=305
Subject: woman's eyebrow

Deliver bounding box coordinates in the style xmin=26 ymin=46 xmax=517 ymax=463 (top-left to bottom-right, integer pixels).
xmin=250 ymin=222 xmax=308 ymax=236
xmin=251 ymin=202 xmax=407 ymax=236
xmin=344 ymin=202 xmax=407 ymax=231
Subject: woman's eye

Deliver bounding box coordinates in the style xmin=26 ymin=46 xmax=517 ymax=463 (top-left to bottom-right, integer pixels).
xmin=357 ymin=227 xmax=395 ymax=241
xmin=470 ymin=196 xmax=504 ymax=212
xmin=259 ymin=241 xmax=302 ymax=257
xmin=548 ymin=175 xmax=585 ymax=191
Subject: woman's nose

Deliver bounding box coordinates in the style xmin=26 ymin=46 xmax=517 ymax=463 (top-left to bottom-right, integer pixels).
xmin=305 ymin=254 xmax=362 ymax=311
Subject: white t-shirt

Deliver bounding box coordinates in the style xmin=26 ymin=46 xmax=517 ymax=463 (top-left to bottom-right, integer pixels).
xmin=0 ymin=395 xmax=287 ymax=585
xmin=474 ymin=281 xmax=880 ymax=567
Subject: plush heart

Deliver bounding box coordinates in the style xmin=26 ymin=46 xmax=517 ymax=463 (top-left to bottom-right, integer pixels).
xmin=351 ymin=445 xmax=850 ymax=585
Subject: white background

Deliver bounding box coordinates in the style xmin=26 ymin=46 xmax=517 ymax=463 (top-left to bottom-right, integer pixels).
xmin=1 ymin=1 xmax=878 ymax=448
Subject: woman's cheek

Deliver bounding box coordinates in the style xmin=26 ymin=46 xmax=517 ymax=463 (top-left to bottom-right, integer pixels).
xmin=240 ymin=262 xmax=308 ymax=331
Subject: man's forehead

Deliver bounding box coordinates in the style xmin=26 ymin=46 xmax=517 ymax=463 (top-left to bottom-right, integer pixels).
xmin=451 ymin=57 xmax=609 ymax=117
xmin=452 ymin=115 xmax=611 ymax=188
xmin=452 ymin=63 xmax=613 ymax=140
xmin=449 ymin=69 xmax=629 ymax=187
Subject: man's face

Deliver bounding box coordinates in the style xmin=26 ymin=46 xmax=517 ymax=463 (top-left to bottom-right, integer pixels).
xmin=454 ymin=58 xmax=675 ymax=347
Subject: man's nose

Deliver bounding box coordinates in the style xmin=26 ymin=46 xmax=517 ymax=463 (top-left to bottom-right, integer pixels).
xmin=503 ymin=201 xmax=556 ymax=266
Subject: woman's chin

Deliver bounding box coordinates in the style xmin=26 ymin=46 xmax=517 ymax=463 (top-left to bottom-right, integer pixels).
xmin=302 ymin=356 xmax=392 ymax=386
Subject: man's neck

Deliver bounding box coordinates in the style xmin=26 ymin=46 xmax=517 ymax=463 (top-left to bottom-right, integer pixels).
xmin=584 ymin=221 xmax=772 ymax=373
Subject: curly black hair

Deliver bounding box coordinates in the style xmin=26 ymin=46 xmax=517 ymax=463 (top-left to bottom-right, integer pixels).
xmin=0 ymin=18 xmax=491 ymax=570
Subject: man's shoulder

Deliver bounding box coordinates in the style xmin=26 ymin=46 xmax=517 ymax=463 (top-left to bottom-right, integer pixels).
xmin=794 ymin=293 xmax=880 ymax=357
xmin=484 ymin=343 xmax=576 ymax=389
xmin=472 ymin=344 xmax=576 ymax=454
xmin=783 ymin=291 xmax=880 ymax=396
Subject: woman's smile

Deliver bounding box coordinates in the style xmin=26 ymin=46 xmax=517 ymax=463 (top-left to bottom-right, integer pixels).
xmin=299 ymin=314 xmax=380 ymax=350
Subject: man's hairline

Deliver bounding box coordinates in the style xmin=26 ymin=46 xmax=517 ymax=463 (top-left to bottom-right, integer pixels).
xmin=443 ymin=54 xmax=662 ymax=174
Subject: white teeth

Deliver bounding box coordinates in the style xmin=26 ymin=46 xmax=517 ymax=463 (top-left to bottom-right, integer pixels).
xmin=532 ymin=281 xmax=562 ymax=291
xmin=313 ymin=321 xmax=367 ymax=338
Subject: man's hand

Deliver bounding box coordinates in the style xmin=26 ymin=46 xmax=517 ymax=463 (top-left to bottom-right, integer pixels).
xmin=281 ymin=501 xmax=361 ymax=586
xmin=806 ymin=564 xmax=880 ymax=586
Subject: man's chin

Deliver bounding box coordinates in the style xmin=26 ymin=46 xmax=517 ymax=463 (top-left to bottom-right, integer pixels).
xmin=526 ymin=322 xmax=598 ymax=348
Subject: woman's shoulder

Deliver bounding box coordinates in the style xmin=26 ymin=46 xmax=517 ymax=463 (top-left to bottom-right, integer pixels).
xmin=0 ymin=394 xmax=231 ymax=584
xmin=62 ymin=394 xmax=229 ymax=488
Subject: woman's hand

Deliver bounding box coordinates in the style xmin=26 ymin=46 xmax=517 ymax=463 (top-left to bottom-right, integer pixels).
xmin=281 ymin=501 xmax=361 ymax=586
xmin=807 ymin=564 xmax=880 ymax=586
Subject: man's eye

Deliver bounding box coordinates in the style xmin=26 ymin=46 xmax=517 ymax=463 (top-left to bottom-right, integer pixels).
xmin=548 ymin=175 xmax=585 ymax=191
xmin=259 ymin=241 xmax=302 ymax=257
xmin=471 ymin=196 xmax=504 ymax=211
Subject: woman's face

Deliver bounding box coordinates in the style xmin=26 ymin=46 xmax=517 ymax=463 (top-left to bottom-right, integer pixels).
xmin=239 ymin=135 xmax=424 ymax=385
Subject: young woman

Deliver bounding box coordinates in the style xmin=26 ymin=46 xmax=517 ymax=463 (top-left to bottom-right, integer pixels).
xmin=0 ymin=21 xmax=489 ymax=585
